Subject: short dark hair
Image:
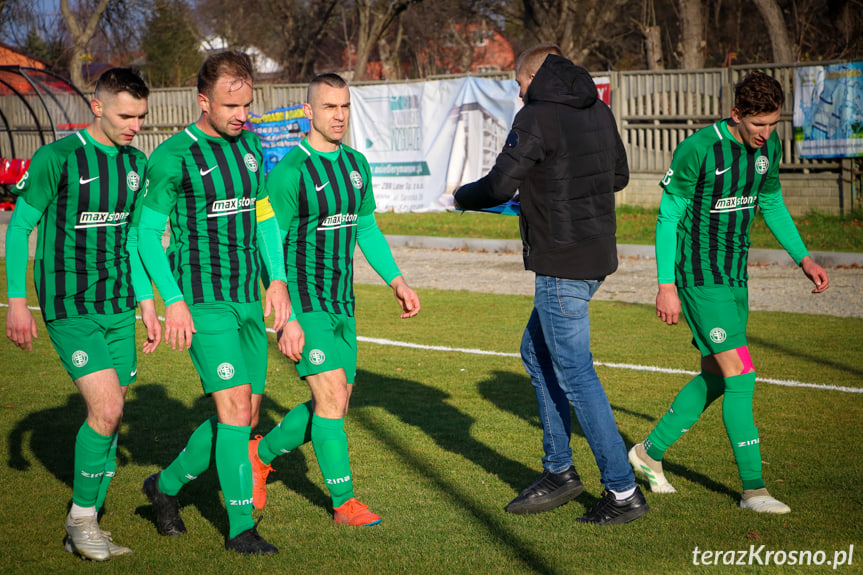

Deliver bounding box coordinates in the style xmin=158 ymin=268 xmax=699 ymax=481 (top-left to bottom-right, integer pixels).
xmin=197 ymin=51 xmax=254 ymax=96
xmin=94 ymin=67 xmax=149 ymax=100
xmin=307 ymin=73 xmax=347 ymax=102
xmin=515 ymin=43 xmax=564 ymax=77
xmin=734 ymin=71 xmax=785 ymax=117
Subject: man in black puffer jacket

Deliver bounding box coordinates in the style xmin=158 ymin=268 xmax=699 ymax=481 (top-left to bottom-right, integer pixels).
xmin=455 ymin=44 xmax=647 ymax=525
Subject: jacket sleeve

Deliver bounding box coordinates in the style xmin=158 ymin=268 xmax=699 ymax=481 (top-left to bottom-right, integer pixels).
xmin=454 ymin=107 xmax=545 ymax=210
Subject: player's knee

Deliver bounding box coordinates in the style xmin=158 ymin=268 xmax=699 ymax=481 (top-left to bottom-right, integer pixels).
xmin=734 ymin=346 xmax=755 ymax=375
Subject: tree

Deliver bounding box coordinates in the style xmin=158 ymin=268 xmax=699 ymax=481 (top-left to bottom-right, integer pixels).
xmin=676 ymin=0 xmax=704 ymax=69
xmin=141 ymin=0 xmax=203 ymax=87
xmin=752 ymin=0 xmax=794 ymax=62
xmin=60 ymin=0 xmax=113 ymax=89
xmin=351 ymin=0 xmax=422 ymax=80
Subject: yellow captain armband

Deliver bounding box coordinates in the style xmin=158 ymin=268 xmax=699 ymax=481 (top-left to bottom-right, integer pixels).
xmin=257 ymin=196 xmax=275 ymax=223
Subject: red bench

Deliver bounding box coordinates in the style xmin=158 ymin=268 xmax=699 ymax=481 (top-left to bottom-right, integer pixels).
xmin=0 ymin=158 xmax=30 ymax=185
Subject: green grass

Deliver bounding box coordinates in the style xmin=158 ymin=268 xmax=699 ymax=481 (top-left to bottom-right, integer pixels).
xmin=1 ymin=275 xmax=862 ymax=574
xmin=375 ymin=206 xmax=863 ymax=253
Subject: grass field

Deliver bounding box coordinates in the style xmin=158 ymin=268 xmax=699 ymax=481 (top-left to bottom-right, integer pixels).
xmin=375 ymin=206 xmax=863 ymax=253
xmin=1 ymin=273 xmax=862 ymax=574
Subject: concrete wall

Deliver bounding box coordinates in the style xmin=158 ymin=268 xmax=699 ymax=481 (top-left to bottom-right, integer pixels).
xmin=617 ymin=171 xmax=845 ymax=216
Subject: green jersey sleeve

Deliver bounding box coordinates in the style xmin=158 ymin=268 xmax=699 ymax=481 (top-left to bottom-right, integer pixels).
xmin=4 ymin=197 xmax=42 ymax=298
xmin=356 ymin=213 xmax=401 ymax=285
xmin=655 ymin=192 xmax=689 ymax=284
xmin=13 ymin=144 xmax=63 ymax=211
xmin=659 ymin=136 xmax=703 ymax=200
xmin=142 ymin=144 xmax=181 ymax=216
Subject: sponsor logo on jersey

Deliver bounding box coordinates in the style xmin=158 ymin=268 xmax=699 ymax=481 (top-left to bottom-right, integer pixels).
xmin=711 ymin=196 xmax=756 ymax=213
xmin=200 ymin=166 xmax=217 ymax=177
xmin=72 ymin=350 xmax=89 ymax=368
xmin=208 ymin=197 xmax=257 ymax=218
xmin=326 ymin=475 xmax=351 ymax=485
xmin=715 ymin=166 xmax=731 ymax=176
xmin=309 ymin=349 xmax=326 ymax=365
xmin=709 ymin=327 xmax=727 ymax=343
xmin=350 ymin=170 xmax=363 ymax=189
xmin=315 ymin=181 xmax=330 ymax=192
xmin=75 ymin=211 xmax=131 ymax=229
xmin=79 ymin=175 xmax=100 ymax=185
xmin=127 ymin=170 xmax=141 ymax=191
xmin=755 ymin=156 xmax=769 ymax=175
xmin=244 ymin=153 xmax=259 ymax=172
xmin=317 ymin=213 xmax=358 ymax=231
xmin=217 ymin=362 xmax=235 ymax=380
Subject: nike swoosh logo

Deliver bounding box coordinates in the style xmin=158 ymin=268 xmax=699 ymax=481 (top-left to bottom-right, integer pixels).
xmin=200 ymin=166 xmax=217 ymax=177
xmin=130 ymin=369 xmax=137 ymax=377
xmin=79 ymin=176 xmax=99 ymax=185
xmin=715 ymin=167 xmax=731 ymax=176
xmin=315 ymin=181 xmax=330 ymax=192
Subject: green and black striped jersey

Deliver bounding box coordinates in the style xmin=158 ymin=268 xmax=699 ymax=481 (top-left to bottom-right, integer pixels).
xmin=14 ymin=130 xmax=146 ymax=321
xmin=143 ymin=124 xmax=264 ymax=304
xmin=660 ymin=118 xmax=782 ymax=287
xmin=264 ymin=141 xmax=376 ymax=316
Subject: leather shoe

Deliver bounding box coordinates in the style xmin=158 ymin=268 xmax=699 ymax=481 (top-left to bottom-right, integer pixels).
xmin=505 ymin=466 xmax=584 ymax=514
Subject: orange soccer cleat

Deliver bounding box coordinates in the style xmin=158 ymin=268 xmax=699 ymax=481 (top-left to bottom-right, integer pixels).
xmin=249 ymin=435 xmax=274 ymax=510
xmin=333 ymin=497 xmax=382 ymax=527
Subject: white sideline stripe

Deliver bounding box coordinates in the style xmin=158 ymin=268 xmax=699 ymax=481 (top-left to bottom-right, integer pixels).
xmin=3 ymin=304 xmax=859 ymax=394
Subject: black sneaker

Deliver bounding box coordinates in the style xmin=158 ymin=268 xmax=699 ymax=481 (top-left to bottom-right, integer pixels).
xmin=142 ymin=473 xmax=187 ymax=536
xmin=225 ymin=523 xmax=278 ymax=555
xmin=505 ymin=466 xmax=584 ymax=514
xmin=576 ymin=486 xmax=649 ymax=525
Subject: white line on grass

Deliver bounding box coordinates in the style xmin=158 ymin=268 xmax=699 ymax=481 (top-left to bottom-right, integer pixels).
xmin=3 ymin=303 xmax=859 ymax=394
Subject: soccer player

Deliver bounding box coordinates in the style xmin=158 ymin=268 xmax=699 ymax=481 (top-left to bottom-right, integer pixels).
xmin=137 ymin=51 xmax=289 ymax=554
xmin=248 ymin=73 xmax=420 ymax=526
xmin=4 ymin=68 xmax=159 ymax=561
xmin=628 ymin=71 xmax=830 ymax=513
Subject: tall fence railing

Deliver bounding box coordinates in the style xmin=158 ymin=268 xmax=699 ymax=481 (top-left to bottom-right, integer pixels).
xmin=0 ymin=63 xmax=848 ymax=174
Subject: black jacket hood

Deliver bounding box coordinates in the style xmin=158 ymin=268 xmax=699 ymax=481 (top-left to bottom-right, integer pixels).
xmin=525 ymin=53 xmax=598 ymax=109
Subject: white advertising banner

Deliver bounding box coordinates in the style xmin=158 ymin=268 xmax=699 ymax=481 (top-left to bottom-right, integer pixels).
xmin=350 ymin=77 xmax=520 ymax=212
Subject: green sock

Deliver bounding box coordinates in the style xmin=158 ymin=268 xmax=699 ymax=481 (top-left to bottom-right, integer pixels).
xmin=722 ymin=372 xmax=765 ymax=491
xmin=645 ymin=371 xmax=724 ymax=461
xmin=95 ymin=433 xmax=118 ymax=511
xmin=72 ymin=422 xmax=113 ymax=508
xmin=215 ymin=422 xmax=255 ymax=538
xmin=158 ymin=417 xmax=217 ymax=496
xmin=258 ymin=401 xmax=313 ymax=464
xmin=311 ymin=414 xmax=354 ymax=508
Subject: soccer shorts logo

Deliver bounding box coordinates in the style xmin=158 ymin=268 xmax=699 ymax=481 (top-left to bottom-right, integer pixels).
xmin=127 ymin=170 xmax=140 ymax=191
xmin=217 ymin=362 xmax=235 ymax=380
xmin=71 ymin=350 xmax=89 ymax=368
xmin=309 ymin=349 xmax=326 ymax=365
xmin=709 ymin=327 xmax=727 ymax=344
xmin=350 ymin=170 xmax=363 ymax=189
xmin=244 ymin=153 xmax=259 ymax=172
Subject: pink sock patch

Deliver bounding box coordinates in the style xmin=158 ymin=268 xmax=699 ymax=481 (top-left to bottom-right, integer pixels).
xmin=736 ymin=346 xmax=755 ymax=374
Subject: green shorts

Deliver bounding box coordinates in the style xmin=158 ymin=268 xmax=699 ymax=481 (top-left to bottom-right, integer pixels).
xmin=294 ymin=311 xmax=357 ymax=383
xmin=678 ymin=285 xmax=749 ymax=356
xmin=46 ymin=310 xmax=137 ymax=385
xmin=189 ymin=301 xmax=268 ymax=394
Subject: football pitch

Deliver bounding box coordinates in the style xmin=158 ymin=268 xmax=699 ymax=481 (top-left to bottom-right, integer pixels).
xmin=1 ymin=279 xmax=861 ymax=574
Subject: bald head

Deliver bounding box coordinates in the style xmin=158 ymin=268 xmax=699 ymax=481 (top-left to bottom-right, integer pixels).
xmin=515 ymin=43 xmax=564 ymax=78
xmin=306 ymin=73 xmax=348 ymax=106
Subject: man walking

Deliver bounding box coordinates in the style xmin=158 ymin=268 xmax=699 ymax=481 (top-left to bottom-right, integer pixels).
xmin=137 ymin=51 xmax=289 ymax=554
xmin=455 ymin=44 xmax=647 ymax=525
xmin=5 ymin=68 xmax=159 ymax=560
xmin=248 ymin=73 xmax=420 ymax=526
xmin=628 ymin=71 xmax=829 ymax=514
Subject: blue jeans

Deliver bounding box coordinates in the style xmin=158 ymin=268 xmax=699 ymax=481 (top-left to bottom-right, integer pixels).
xmin=520 ymin=275 xmax=635 ymax=492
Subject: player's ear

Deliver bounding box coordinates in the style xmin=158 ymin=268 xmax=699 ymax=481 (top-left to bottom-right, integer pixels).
xmin=90 ymin=98 xmax=103 ymax=118
xmin=303 ymin=102 xmax=313 ymax=120
xmin=198 ymin=92 xmax=210 ymax=114
xmin=730 ymin=107 xmax=742 ymax=124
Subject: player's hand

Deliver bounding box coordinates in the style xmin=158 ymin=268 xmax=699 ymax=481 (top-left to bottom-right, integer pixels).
xmin=139 ymin=299 xmax=162 ymax=354
xmin=277 ymin=320 xmax=304 ymax=362
xmin=5 ymin=297 xmax=37 ymax=351
xmin=800 ymin=256 xmax=830 ymax=293
xmin=264 ymin=280 xmax=290 ymax=332
xmin=655 ymin=283 xmax=681 ymax=325
xmin=391 ymin=276 xmax=420 ymax=319
xmin=164 ymin=300 xmax=195 ymax=351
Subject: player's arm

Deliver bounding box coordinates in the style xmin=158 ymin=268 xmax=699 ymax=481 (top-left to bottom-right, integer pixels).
xmin=126 ymin=221 xmax=162 ymax=353
xmin=256 ymin=194 xmax=290 ymax=332
xmin=4 ymin=197 xmax=42 ymax=350
xmin=454 ymin=109 xmax=544 ymax=210
xmin=357 ymin=213 xmax=420 ymax=318
xmin=655 ymin=191 xmax=688 ymax=325
xmin=759 ymin=192 xmax=829 ymax=293
xmin=137 ymin=205 xmax=195 ymax=350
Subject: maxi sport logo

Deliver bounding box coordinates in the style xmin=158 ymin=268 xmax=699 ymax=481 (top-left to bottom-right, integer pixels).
xmin=318 ymin=213 xmax=358 ymax=231
xmin=75 ymin=211 xmax=131 ymax=229
xmin=709 ymin=327 xmax=727 ymax=344
xmin=309 ymin=349 xmax=326 ymax=365
xmin=216 ymin=362 xmax=235 ymax=380
xmin=208 ymin=197 xmax=256 ymax=218
xmin=711 ymin=195 xmax=756 ymax=213
xmin=71 ymin=350 xmax=89 ymax=368
xmin=127 ymin=170 xmax=141 ymax=191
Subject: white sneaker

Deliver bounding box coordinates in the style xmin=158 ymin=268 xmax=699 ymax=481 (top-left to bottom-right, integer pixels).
xmin=64 ymin=512 xmax=110 ymax=561
xmin=740 ymin=490 xmax=791 ymax=514
xmin=628 ymin=443 xmax=677 ymax=494
xmin=66 ymin=528 xmax=133 ymax=558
